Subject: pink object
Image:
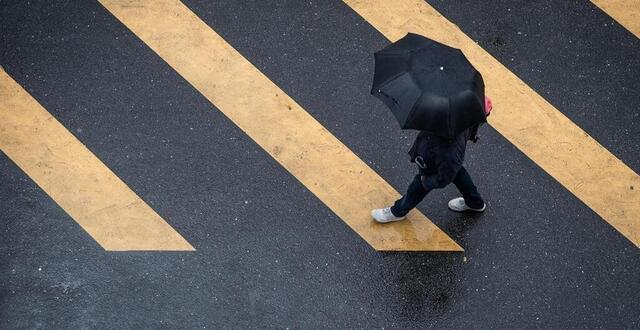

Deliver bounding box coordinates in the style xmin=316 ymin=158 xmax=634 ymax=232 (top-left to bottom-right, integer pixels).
xmin=484 ymin=96 xmax=493 ymax=116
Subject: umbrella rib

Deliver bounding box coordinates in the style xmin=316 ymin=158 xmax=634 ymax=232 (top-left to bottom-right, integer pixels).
xmin=373 ymin=71 xmax=409 ymax=94
xmin=403 ymin=86 xmax=422 ymax=129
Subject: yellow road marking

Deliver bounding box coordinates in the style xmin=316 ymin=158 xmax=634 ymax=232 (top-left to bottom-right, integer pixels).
xmin=591 ymin=0 xmax=640 ymax=38
xmin=0 ymin=68 xmax=194 ymax=251
xmin=343 ymin=0 xmax=640 ymax=247
xmin=99 ymin=0 xmax=462 ymax=251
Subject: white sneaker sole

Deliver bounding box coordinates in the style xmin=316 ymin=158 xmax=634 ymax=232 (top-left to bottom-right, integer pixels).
xmin=448 ymin=198 xmax=486 ymax=213
xmin=373 ymin=216 xmax=406 ymax=224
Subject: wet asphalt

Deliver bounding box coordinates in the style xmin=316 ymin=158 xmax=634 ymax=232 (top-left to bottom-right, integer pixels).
xmin=1 ymin=0 xmax=639 ymax=328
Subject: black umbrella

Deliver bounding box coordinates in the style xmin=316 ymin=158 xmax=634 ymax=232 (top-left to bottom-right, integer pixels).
xmin=371 ymin=33 xmax=486 ymax=139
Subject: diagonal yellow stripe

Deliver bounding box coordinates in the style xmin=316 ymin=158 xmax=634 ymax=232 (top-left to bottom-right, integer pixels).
xmin=591 ymin=0 xmax=640 ymax=38
xmin=0 ymin=67 xmax=194 ymax=251
xmin=99 ymin=0 xmax=462 ymax=251
xmin=343 ymin=0 xmax=639 ymax=247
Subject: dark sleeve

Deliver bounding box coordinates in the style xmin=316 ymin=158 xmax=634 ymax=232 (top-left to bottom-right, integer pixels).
xmin=421 ymin=155 xmax=462 ymax=189
xmin=420 ymin=138 xmax=465 ymax=190
xmin=408 ymin=132 xmax=425 ymax=163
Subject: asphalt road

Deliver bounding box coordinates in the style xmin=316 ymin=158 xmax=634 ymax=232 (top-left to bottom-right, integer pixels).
xmin=1 ymin=0 xmax=639 ymax=328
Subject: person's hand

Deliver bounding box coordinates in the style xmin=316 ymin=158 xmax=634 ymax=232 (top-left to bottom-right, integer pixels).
xmin=484 ymin=96 xmax=493 ymax=116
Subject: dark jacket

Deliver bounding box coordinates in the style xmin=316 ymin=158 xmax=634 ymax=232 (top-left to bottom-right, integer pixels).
xmin=408 ymin=129 xmax=470 ymax=190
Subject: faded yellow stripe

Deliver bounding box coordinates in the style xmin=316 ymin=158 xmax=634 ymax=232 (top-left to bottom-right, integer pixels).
xmin=591 ymin=0 xmax=640 ymax=38
xmin=343 ymin=0 xmax=639 ymax=247
xmin=0 ymin=68 xmax=194 ymax=251
xmin=99 ymin=0 xmax=462 ymax=251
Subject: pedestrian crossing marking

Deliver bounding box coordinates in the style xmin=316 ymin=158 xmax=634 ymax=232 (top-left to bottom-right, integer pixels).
xmin=343 ymin=0 xmax=639 ymax=247
xmin=0 ymin=68 xmax=194 ymax=251
xmin=591 ymin=0 xmax=640 ymax=38
xmin=99 ymin=0 xmax=463 ymax=251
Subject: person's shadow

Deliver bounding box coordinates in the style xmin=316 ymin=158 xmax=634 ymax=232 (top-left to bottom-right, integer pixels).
xmin=379 ymin=211 xmax=483 ymax=320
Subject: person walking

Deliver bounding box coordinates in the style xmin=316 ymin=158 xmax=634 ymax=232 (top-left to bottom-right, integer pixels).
xmin=372 ymin=97 xmax=493 ymax=223
xmin=368 ymin=33 xmax=492 ymax=223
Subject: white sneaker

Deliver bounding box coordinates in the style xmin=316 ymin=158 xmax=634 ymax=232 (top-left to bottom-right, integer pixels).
xmin=448 ymin=197 xmax=486 ymax=212
xmin=371 ymin=207 xmax=406 ymax=223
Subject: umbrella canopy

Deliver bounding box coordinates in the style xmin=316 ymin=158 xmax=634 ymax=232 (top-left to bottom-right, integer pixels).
xmin=371 ymin=33 xmax=486 ymax=139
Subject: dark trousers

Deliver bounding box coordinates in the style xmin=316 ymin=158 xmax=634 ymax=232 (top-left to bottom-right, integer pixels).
xmin=390 ymin=166 xmax=484 ymax=217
